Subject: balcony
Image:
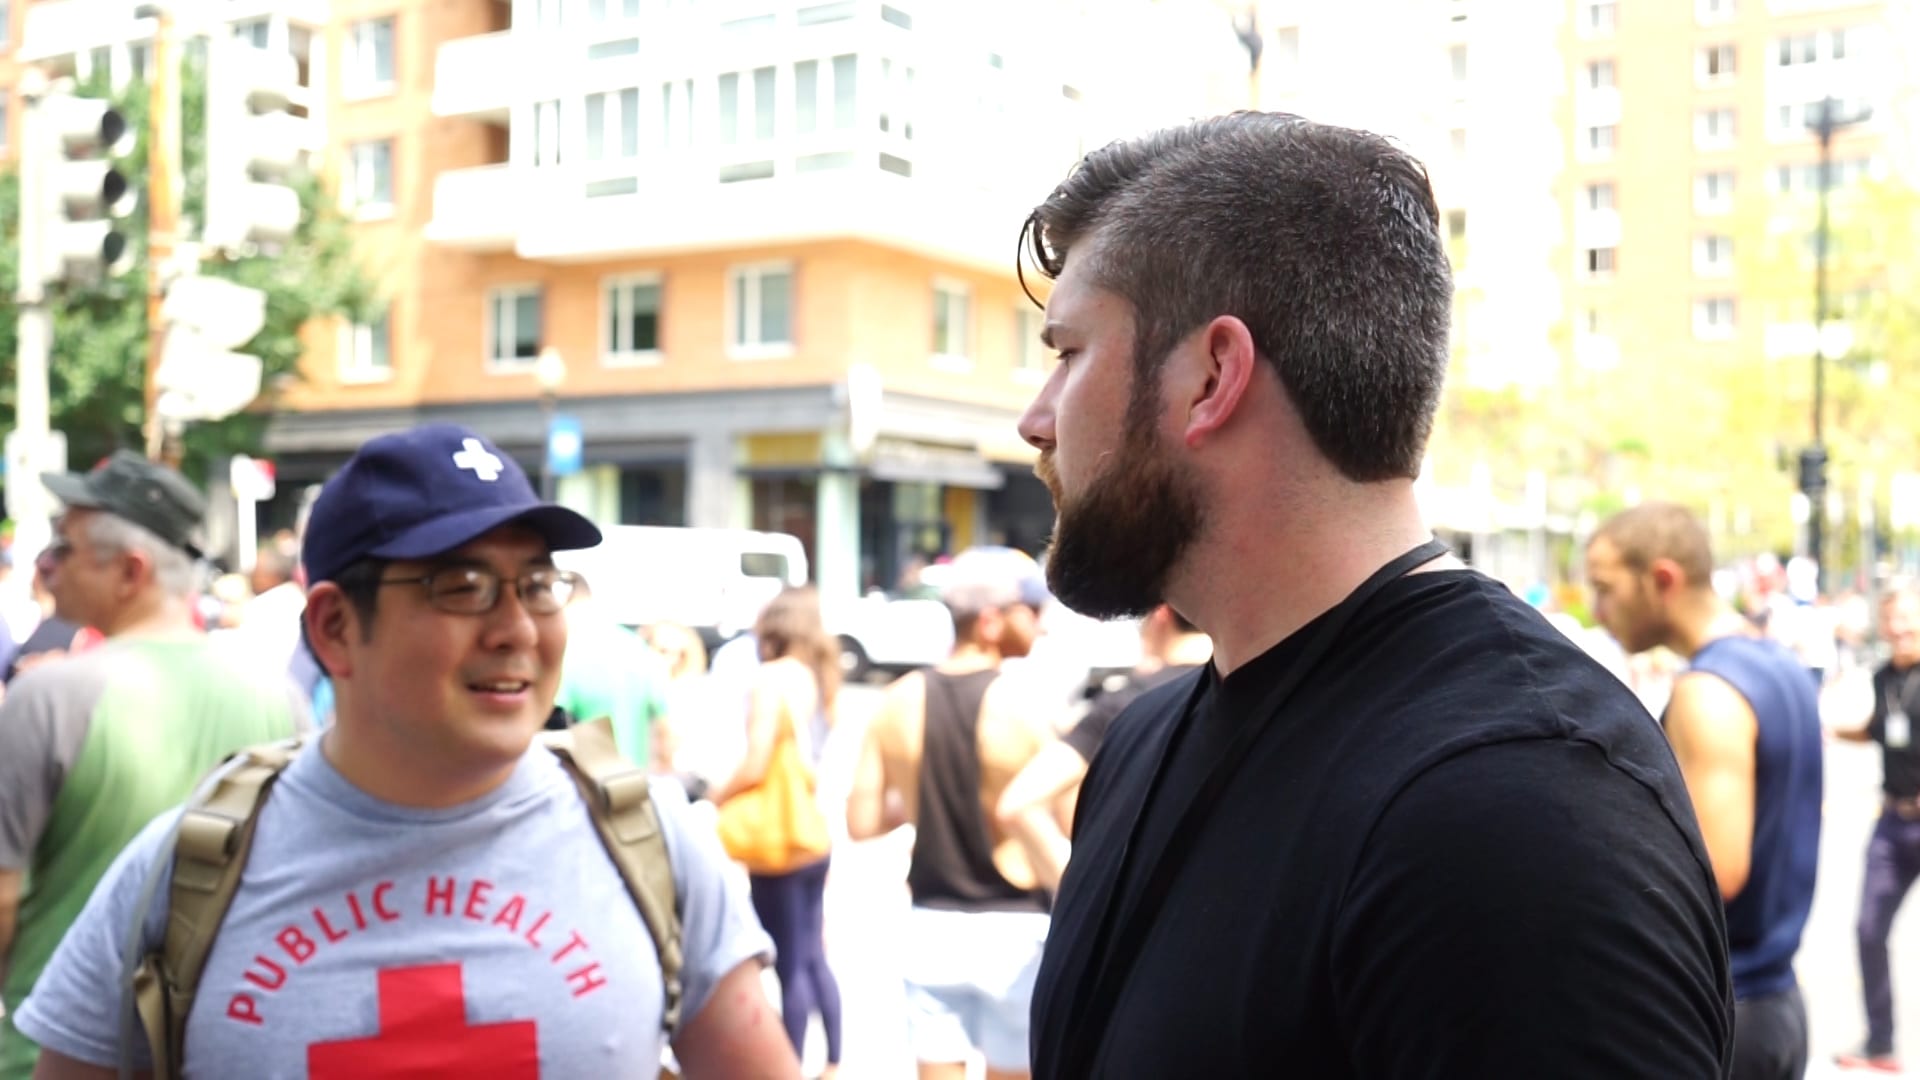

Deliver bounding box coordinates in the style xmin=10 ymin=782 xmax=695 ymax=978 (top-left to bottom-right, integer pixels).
xmin=433 ymin=32 xmax=514 ymax=122
xmin=18 ymin=0 xmax=148 ymax=63
xmin=425 ymin=165 xmax=522 ymax=251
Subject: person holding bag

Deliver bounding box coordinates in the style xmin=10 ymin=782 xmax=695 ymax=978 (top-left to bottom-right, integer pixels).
xmin=712 ymin=587 xmax=843 ymax=1078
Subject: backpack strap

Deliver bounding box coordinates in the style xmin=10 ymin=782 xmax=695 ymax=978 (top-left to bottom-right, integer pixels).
xmin=541 ymin=722 xmax=685 ymax=1033
xmin=132 ymin=736 xmax=306 ymax=1079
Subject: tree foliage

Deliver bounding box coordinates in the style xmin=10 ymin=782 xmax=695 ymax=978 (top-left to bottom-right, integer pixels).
xmin=0 ymin=54 xmax=377 ymax=484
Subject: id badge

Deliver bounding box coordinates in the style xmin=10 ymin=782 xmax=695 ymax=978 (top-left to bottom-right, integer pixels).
xmin=1889 ymin=708 xmax=1912 ymax=750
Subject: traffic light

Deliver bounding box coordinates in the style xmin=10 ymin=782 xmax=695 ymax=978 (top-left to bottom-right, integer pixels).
xmin=1798 ymin=446 xmax=1829 ymax=496
xmin=202 ymin=36 xmax=307 ymax=253
xmin=28 ymin=90 xmax=136 ymax=285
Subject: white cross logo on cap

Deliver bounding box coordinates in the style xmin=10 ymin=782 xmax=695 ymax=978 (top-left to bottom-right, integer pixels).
xmin=452 ymin=438 xmax=504 ymax=482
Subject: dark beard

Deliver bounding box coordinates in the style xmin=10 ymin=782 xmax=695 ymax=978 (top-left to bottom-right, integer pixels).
xmin=1042 ymin=428 xmax=1203 ymax=620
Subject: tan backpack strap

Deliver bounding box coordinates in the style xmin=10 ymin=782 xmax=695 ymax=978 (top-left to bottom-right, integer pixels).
xmin=542 ymin=726 xmax=684 ymax=1032
xmin=133 ymin=737 xmax=305 ymax=1078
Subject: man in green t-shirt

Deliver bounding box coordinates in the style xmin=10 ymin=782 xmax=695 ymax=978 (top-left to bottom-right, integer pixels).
xmin=0 ymin=452 xmax=308 ymax=1079
xmin=556 ymin=577 xmax=670 ymax=766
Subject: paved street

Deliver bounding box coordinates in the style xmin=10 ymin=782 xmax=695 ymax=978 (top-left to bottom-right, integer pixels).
xmin=791 ymin=671 xmax=1920 ymax=1079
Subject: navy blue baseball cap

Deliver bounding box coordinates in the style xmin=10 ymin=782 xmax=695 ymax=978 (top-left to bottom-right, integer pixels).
xmin=302 ymin=423 xmax=602 ymax=585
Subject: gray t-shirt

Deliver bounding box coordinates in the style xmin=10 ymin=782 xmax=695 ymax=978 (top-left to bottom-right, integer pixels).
xmin=14 ymin=740 xmax=772 ymax=1078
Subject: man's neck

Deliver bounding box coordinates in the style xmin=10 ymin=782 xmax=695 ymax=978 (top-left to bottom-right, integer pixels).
xmin=1171 ymin=480 xmax=1442 ymax=676
xmin=101 ymin=595 xmax=200 ymax=641
xmin=1667 ymin=592 xmax=1750 ymax=660
xmin=939 ymin=642 xmax=1002 ymax=674
xmin=320 ymin=724 xmax=523 ymax=810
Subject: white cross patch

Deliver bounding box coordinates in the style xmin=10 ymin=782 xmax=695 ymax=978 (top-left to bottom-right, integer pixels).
xmin=452 ymin=438 xmax=504 ymax=482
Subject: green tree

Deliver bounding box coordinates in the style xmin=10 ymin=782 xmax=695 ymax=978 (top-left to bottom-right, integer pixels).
xmin=0 ymin=54 xmax=377 ymax=484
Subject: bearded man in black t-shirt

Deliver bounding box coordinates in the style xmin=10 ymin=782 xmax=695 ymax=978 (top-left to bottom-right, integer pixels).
xmin=1008 ymin=112 xmax=1733 ymax=1079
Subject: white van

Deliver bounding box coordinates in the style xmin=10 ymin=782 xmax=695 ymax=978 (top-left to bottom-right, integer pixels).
xmin=554 ymin=525 xmax=806 ymax=650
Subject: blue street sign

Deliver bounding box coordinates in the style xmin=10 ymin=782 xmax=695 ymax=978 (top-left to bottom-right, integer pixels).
xmin=547 ymin=415 xmax=584 ymax=478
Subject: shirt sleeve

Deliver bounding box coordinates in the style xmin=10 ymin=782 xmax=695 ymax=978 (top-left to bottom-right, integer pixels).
xmin=0 ymin=669 xmax=99 ymax=870
xmin=651 ymin=778 xmax=775 ymax=1037
xmin=1331 ymin=739 xmax=1733 ymax=1078
xmin=12 ymin=809 xmax=178 ymax=1069
xmin=1062 ymin=699 xmax=1118 ymax=763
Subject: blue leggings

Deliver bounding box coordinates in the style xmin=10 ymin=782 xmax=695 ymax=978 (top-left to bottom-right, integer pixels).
xmin=749 ymin=858 xmax=843 ymax=1065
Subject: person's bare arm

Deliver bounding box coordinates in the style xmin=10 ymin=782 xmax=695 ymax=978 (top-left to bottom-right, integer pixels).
xmin=709 ymin=670 xmax=785 ymax=805
xmin=0 ymin=866 xmax=19 ymax=982
xmin=31 ymin=1050 xmax=144 ymax=1080
xmin=995 ymin=741 xmax=1088 ymax=893
xmin=672 ymin=957 xmax=801 ymax=1078
xmin=847 ymin=677 xmax=914 ymax=841
xmin=1664 ymin=672 xmax=1759 ymax=901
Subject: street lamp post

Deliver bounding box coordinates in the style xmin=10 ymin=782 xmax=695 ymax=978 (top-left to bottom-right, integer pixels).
xmin=535 ymin=346 xmax=567 ymax=502
xmin=1803 ymin=94 xmax=1870 ymax=594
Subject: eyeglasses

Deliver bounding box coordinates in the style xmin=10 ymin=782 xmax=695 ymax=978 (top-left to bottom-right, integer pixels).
xmin=378 ymin=566 xmax=583 ymax=616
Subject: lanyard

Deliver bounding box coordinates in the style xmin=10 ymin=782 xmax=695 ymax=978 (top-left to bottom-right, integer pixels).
xmin=1056 ymin=538 xmax=1450 ymax=1078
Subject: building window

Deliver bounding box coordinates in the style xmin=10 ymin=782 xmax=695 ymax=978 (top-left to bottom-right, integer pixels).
xmin=0 ymin=0 xmax=10 ymax=48
xmin=729 ymin=264 xmax=794 ymax=354
xmin=932 ymin=281 xmax=971 ymax=364
xmin=1697 ymin=44 xmax=1735 ymax=84
xmin=234 ymin=18 xmax=270 ymax=49
xmin=585 ymin=88 xmax=641 ymax=161
xmin=603 ymin=274 xmax=662 ymax=362
xmin=1694 ymin=297 xmax=1737 ymax=339
xmin=345 ymin=17 xmax=395 ymax=96
xmin=1450 ymin=127 xmax=1468 ymax=160
xmin=1581 ymin=307 xmax=1607 ymax=337
xmin=587 ymin=0 xmax=642 ymax=21
xmin=1775 ymin=33 xmax=1818 ymax=66
xmin=1694 ymin=233 xmax=1735 ymax=275
xmin=347 ymin=140 xmax=394 ymax=212
xmin=0 ymin=95 xmax=9 ymax=155
xmin=1449 ymin=44 xmax=1468 ymax=86
xmin=1584 ymin=246 xmax=1617 ymax=279
xmin=128 ymin=41 xmax=151 ymax=80
xmin=1581 ymin=0 xmax=1617 ymax=36
xmin=878 ymin=57 xmax=915 ymax=140
xmin=718 ymin=66 xmax=777 ymax=145
xmin=1014 ymin=307 xmax=1045 ymax=375
xmin=795 ymin=54 xmax=858 ymax=134
xmin=1584 ymin=182 xmax=1616 ymax=212
xmin=1585 ymin=124 xmax=1617 ymax=156
xmin=659 ymin=79 xmax=695 ymax=148
xmin=532 ymin=99 xmax=562 ymax=166
xmin=342 ymin=309 xmax=393 ymax=379
xmin=487 ymin=286 xmax=543 ymax=368
xmin=1694 ymin=169 xmax=1736 ymax=213
xmin=1696 ymin=0 xmax=1735 ymax=23
xmin=1694 ymin=107 xmax=1736 ymax=149
xmin=1446 ymin=209 xmax=1467 ymax=240
xmin=1584 ymin=59 xmax=1616 ymax=91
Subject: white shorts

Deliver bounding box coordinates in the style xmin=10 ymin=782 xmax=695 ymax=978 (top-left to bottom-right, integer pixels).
xmin=902 ymin=905 xmax=1050 ymax=1072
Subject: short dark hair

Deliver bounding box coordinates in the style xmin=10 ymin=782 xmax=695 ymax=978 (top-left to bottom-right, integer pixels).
xmin=1020 ymin=112 xmax=1453 ymax=482
xmin=302 ymin=557 xmax=390 ymax=676
xmin=1591 ymin=503 xmax=1715 ymax=588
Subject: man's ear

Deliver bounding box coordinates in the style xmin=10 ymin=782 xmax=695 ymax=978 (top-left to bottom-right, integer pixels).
xmin=1178 ymin=315 xmax=1261 ymax=450
xmin=304 ymin=583 xmax=359 ymax=679
xmin=974 ymin=605 xmax=1006 ymax=647
xmin=1649 ymin=559 xmax=1685 ymax=596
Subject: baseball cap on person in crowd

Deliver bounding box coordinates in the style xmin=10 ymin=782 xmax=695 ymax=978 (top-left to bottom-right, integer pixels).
xmin=301 ymin=423 xmax=602 ymax=584
xmin=933 ymin=545 xmax=1053 ymax=616
xmin=42 ymin=449 xmax=208 ymax=557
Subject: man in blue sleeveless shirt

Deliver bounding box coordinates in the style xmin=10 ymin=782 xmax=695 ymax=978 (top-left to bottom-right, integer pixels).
xmin=1588 ymin=502 xmax=1823 ymax=1080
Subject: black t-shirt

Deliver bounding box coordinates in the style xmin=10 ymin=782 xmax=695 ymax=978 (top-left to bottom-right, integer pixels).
xmin=1062 ymin=664 xmax=1199 ymax=763
xmin=1032 ymin=571 xmax=1733 ymax=1079
xmin=1868 ymin=662 xmax=1920 ymax=798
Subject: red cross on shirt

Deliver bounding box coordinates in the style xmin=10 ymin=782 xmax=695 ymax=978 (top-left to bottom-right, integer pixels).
xmin=308 ymin=963 xmax=538 ymax=1079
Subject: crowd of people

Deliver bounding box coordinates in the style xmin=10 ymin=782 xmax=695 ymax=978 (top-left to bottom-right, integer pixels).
xmin=2 ymin=110 xmax=1919 ymax=1080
